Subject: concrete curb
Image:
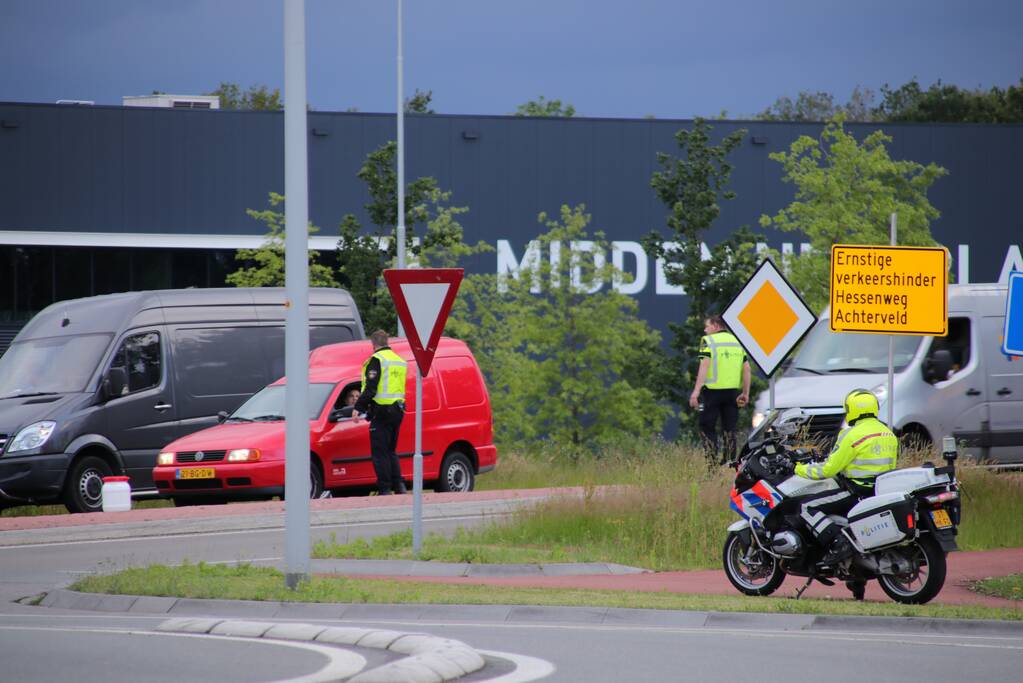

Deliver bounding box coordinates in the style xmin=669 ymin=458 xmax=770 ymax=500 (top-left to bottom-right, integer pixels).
xmin=38 ymin=588 xmax=1023 ymax=637
xmin=308 ymin=558 xmax=650 ymax=577
xmin=154 ymin=617 xmax=485 ymax=683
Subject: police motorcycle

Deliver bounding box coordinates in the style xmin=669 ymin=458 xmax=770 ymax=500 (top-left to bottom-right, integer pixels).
xmin=722 ymin=408 xmax=962 ymax=604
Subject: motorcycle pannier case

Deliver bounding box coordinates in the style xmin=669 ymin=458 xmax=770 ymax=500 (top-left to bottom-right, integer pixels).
xmin=847 ymin=493 xmax=915 ymax=550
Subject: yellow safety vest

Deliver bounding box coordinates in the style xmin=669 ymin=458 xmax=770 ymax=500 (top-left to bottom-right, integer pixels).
xmin=795 ymin=417 xmax=898 ymax=484
xmin=362 ymin=348 xmax=407 ymax=405
xmin=700 ymin=332 xmax=745 ymax=389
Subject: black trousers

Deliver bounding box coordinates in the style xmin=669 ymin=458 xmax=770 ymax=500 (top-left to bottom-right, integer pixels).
xmin=699 ymin=388 xmax=739 ymax=464
xmin=799 ymin=489 xmax=856 ymax=544
xmin=369 ymin=403 xmax=405 ymax=493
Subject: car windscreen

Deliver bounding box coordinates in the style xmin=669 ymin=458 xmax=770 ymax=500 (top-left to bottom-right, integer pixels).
xmin=0 ymin=333 xmax=113 ymax=397
xmin=786 ymin=319 xmax=922 ymax=375
xmin=228 ymin=383 xmax=336 ymax=422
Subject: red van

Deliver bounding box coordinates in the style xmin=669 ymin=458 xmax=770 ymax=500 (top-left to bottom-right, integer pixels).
xmin=152 ymin=337 xmax=497 ymax=503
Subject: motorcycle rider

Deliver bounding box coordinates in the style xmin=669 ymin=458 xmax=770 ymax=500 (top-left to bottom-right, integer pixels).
xmin=791 ymin=389 xmax=899 ymax=565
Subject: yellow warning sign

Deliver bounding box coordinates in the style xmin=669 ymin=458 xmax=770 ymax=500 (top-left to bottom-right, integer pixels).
xmin=830 ymin=245 xmax=948 ymax=336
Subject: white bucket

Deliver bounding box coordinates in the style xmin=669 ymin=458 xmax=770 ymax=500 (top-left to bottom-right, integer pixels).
xmin=101 ymin=476 xmax=132 ymax=512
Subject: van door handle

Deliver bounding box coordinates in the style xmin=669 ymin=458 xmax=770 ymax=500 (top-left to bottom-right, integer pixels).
xmin=965 ymin=388 xmax=981 ymax=396
xmin=997 ymin=387 xmax=1013 ymax=396
xmin=153 ymin=402 xmax=173 ymax=412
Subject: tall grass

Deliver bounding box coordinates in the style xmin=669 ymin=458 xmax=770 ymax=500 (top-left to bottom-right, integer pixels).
xmin=467 ymin=440 xmax=1023 ymax=569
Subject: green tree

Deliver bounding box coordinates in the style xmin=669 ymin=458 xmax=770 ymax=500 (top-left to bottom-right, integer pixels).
xmin=757 ymin=86 xmax=876 ymax=122
xmin=207 ymin=82 xmax=282 ymax=110
xmin=875 ymin=76 xmax=1023 ymax=123
xmin=514 ymin=96 xmax=576 ymax=117
xmin=461 ymin=205 xmax=668 ymax=449
xmin=643 ymin=119 xmax=762 ymax=435
xmin=759 ymin=115 xmax=947 ymax=312
xmin=226 ymin=192 xmax=338 ymax=287
xmin=336 ymin=141 xmax=476 ymax=332
xmin=404 ymin=88 xmax=435 ymax=114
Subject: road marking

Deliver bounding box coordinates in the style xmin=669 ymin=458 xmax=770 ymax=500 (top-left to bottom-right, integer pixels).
xmin=0 ymin=513 xmax=509 ymax=550
xmin=12 ymin=610 xmax=1022 ymax=649
xmin=0 ymin=624 xmax=366 ymax=683
xmin=350 ymin=618 xmax=1023 ymax=650
xmin=476 ymin=649 xmax=556 ymax=682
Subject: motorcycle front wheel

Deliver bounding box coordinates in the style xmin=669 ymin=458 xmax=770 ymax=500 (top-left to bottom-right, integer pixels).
xmin=877 ymin=535 xmax=946 ymax=605
xmin=722 ymin=531 xmax=785 ymax=596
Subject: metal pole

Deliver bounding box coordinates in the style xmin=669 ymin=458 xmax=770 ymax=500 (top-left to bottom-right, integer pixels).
xmin=412 ymin=366 xmax=423 ymax=555
xmin=283 ymin=0 xmax=310 ymax=589
xmin=887 ymin=212 xmax=897 ymax=428
xmin=395 ymin=0 xmax=406 ymax=337
xmin=769 ymin=375 xmax=775 ymax=413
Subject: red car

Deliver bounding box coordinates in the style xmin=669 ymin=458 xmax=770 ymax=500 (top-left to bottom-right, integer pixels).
xmin=153 ymin=337 xmax=497 ymax=503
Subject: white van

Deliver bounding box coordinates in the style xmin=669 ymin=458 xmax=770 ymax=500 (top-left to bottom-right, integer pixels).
xmin=753 ymin=284 xmax=1023 ymax=465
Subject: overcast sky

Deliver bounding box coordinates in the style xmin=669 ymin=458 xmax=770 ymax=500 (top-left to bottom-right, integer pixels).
xmin=2 ymin=0 xmax=1021 ymax=119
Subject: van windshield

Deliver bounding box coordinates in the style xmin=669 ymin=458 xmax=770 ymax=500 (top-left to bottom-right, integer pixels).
xmin=229 ymin=383 xmax=336 ymax=422
xmin=0 ymin=334 xmax=113 ymax=397
xmin=786 ymin=320 xmax=922 ymax=375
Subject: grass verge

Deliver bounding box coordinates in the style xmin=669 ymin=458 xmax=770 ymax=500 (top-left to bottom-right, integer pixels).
xmin=973 ymin=575 xmax=1023 ymax=601
xmin=322 ymin=443 xmax=1023 ymax=571
xmin=71 ymin=562 xmax=1023 ymax=621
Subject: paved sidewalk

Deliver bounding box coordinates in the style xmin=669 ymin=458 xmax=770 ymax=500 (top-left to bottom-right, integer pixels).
xmin=345 ymin=548 xmax=1023 ymax=609
xmin=334 ymin=547 xmax=1023 ymax=609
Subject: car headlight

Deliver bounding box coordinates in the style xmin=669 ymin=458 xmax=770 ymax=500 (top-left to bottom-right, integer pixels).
xmin=871 ymin=383 xmax=888 ymax=403
xmin=157 ymin=452 xmax=175 ymax=466
xmin=227 ymin=448 xmax=261 ymax=462
xmin=7 ymin=421 xmax=57 ymax=453
xmin=751 ymin=412 xmax=766 ymax=429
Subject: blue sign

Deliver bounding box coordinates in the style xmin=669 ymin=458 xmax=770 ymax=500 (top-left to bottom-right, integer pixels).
xmin=1004 ymin=272 xmax=1023 ymax=356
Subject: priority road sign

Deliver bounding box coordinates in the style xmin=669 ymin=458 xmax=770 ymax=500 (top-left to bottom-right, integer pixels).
xmin=1003 ymin=271 xmax=1023 ymax=357
xmin=722 ymin=258 xmax=817 ymax=377
xmin=383 ymin=268 xmax=464 ymax=376
xmin=830 ymin=244 xmax=948 ymax=336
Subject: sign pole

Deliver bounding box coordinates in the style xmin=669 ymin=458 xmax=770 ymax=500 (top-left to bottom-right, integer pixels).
xmin=769 ymin=375 xmax=775 ymax=413
xmin=413 ymin=367 xmax=423 ymax=555
xmin=282 ymin=0 xmax=310 ymax=589
xmin=395 ymin=0 xmax=406 ymax=337
xmin=887 ymin=213 xmax=897 ymax=428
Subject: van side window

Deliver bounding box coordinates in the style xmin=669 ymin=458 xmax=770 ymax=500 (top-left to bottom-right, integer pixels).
xmin=925 ymin=317 xmax=971 ymax=384
xmin=110 ymin=331 xmax=161 ymax=394
xmin=173 ymin=327 xmax=266 ymax=398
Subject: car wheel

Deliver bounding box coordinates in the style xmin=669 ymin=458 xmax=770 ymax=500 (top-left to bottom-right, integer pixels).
xmin=310 ymin=460 xmax=324 ymax=499
xmin=63 ymin=456 xmax=113 ymax=513
xmin=436 ymin=452 xmax=474 ymax=493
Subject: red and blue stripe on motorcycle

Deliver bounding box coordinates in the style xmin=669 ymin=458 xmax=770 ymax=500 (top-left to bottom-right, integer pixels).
xmin=729 ymin=480 xmax=785 ymax=521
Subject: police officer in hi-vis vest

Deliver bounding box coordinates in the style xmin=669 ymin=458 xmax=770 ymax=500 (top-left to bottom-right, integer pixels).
xmin=353 ymin=330 xmax=409 ymax=495
xmin=689 ymin=315 xmax=751 ymax=464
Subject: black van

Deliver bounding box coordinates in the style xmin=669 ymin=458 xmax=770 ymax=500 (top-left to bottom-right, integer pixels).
xmin=0 ymin=287 xmax=363 ymax=512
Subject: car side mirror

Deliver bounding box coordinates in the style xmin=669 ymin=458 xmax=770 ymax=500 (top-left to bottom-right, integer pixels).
xmin=217 ymin=411 xmax=230 ymax=424
xmin=103 ymin=367 xmax=128 ymax=400
xmin=329 ymin=406 xmax=354 ymax=422
xmin=924 ymin=349 xmax=953 ymax=383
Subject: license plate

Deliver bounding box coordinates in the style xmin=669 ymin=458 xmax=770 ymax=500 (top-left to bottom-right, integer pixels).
xmin=931 ymin=509 xmax=952 ymax=528
xmin=176 ymin=468 xmax=215 ymax=480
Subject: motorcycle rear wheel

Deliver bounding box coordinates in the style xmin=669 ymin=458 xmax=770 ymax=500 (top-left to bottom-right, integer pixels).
xmin=722 ymin=531 xmax=785 ymax=596
xmin=877 ymin=536 xmax=946 ymax=605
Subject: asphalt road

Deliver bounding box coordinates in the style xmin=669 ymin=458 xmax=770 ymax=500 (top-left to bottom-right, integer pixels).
xmin=2 ymin=497 xmax=1021 ymax=682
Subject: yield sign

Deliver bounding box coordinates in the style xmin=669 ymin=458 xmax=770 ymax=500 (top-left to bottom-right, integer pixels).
xmin=722 ymin=258 xmax=817 ymax=377
xmin=383 ymin=268 xmax=464 ymax=376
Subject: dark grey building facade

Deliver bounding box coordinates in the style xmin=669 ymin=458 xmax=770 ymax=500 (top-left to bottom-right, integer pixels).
xmin=1 ymin=101 xmax=1021 ymax=349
